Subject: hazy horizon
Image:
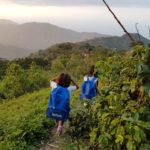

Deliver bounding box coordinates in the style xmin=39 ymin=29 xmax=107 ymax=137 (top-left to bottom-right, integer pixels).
xmin=0 ymin=0 xmax=150 ymax=38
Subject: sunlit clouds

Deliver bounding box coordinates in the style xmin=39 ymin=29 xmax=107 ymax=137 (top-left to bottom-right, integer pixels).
xmin=0 ymin=1 xmax=149 ymax=38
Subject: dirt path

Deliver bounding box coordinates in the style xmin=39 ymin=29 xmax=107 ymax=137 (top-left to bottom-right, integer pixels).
xmin=40 ymin=133 xmax=65 ymax=150
xmin=40 ymin=124 xmax=70 ymax=150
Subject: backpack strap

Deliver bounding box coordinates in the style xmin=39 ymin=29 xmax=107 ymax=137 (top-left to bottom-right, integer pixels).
xmin=91 ymin=77 xmax=97 ymax=83
xmin=49 ymin=86 xmax=60 ymax=109
xmin=85 ymin=81 xmax=90 ymax=95
xmin=86 ymin=75 xmax=89 ymax=81
xmin=86 ymin=76 xmax=97 ymax=84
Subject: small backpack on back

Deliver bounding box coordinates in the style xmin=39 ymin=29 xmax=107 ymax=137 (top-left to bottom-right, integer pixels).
xmin=46 ymin=85 xmax=70 ymax=121
xmin=80 ymin=76 xmax=97 ymax=100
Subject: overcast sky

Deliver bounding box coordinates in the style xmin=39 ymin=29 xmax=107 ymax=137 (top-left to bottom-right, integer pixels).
xmin=0 ymin=0 xmax=150 ymax=38
xmin=1 ymin=0 xmax=150 ymax=7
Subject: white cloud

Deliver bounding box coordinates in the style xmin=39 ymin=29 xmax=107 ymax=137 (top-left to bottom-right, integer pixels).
xmin=0 ymin=0 xmax=150 ymax=7
xmin=0 ymin=2 xmax=149 ymax=38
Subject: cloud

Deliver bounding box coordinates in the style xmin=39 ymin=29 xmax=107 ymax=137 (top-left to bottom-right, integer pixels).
xmin=1 ymin=0 xmax=150 ymax=7
xmin=107 ymin=0 xmax=150 ymax=7
xmin=0 ymin=0 xmax=98 ymax=6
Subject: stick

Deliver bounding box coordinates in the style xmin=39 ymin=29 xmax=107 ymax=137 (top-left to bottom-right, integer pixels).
xmin=102 ymin=0 xmax=135 ymax=43
xmin=47 ymin=144 xmax=59 ymax=149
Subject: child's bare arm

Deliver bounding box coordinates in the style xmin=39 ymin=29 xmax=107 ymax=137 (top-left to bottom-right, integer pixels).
xmin=95 ymin=80 xmax=100 ymax=95
xmin=49 ymin=76 xmax=59 ymax=88
xmin=50 ymin=76 xmax=59 ymax=82
xmin=71 ymin=79 xmax=79 ymax=89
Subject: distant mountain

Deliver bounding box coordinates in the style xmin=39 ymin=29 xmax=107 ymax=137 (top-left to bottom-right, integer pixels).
xmin=82 ymin=33 xmax=150 ymax=50
xmin=0 ymin=44 xmax=31 ymax=60
xmin=0 ymin=19 xmax=18 ymax=25
xmin=0 ymin=19 xmax=107 ymax=59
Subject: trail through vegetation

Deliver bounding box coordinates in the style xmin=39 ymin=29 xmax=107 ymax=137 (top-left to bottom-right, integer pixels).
xmin=0 ymin=43 xmax=150 ymax=150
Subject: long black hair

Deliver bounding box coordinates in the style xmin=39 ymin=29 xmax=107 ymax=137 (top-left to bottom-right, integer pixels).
xmin=87 ymin=65 xmax=95 ymax=76
xmin=57 ymin=73 xmax=71 ymax=87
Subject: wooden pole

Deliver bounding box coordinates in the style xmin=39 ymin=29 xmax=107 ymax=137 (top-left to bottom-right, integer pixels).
xmin=135 ymin=23 xmax=141 ymax=42
xmin=148 ymin=26 xmax=150 ymax=39
xmin=102 ymin=0 xmax=136 ymax=43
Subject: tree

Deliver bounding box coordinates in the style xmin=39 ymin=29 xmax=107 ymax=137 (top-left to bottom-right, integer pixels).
xmin=26 ymin=62 xmax=47 ymax=92
xmin=0 ymin=63 xmax=24 ymax=99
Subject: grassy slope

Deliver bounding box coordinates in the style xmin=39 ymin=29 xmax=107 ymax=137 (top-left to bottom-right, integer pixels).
xmin=0 ymin=88 xmax=55 ymax=150
xmin=0 ymin=86 xmax=82 ymax=150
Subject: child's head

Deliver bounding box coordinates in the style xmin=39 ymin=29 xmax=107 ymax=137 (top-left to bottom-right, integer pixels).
xmin=87 ymin=65 xmax=95 ymax=76
xmin=57 ymin=73 xmax=71 ymax=87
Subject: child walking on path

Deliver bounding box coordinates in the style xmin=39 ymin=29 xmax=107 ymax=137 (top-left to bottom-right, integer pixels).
xmin=80 ymin=65 xmax=99 ymax=100
xmin=46 ymin=73 xmax=78 ymax=135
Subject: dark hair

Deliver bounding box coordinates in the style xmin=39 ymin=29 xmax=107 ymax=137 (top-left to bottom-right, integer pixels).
xmin=87 ymin=65 xmax=95 ymax=76
xmin=57 ymin=73 xmax=71 ymax=87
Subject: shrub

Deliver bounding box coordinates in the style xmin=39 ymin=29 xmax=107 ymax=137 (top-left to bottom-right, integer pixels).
xmin=68 ymin=45 xmax=150 ymax=150
xmin=0 ymin=89 xmax=54 ymax=150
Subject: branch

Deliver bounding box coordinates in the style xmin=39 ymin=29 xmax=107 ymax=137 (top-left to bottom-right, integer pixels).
xmin=102 ymin=0 xmax=136 ymax=43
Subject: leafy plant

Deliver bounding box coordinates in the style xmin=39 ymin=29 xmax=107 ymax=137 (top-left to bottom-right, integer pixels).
xmin=69 ymin=45 xmax=150 ymax=150
xmin=0 ymin=88 xmax=54 ymax=150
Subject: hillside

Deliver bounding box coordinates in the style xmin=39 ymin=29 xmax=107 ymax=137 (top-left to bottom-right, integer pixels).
xmin=82 ymin=33 xmax=150 ymax=50
xmin=0 ymin=45 xmax=150 ymax=149
xmin=0 ymin=44 xmax=31 ymax=59
xmin=29 ymin=42 xmax=113 ymax=61
xmin=0 ymin=19 xmax=107 ymax=59
xmin=0 ymin=19 xmax=18 ymax=25
xmin=0 ymin=88 xmax=54 ymax=150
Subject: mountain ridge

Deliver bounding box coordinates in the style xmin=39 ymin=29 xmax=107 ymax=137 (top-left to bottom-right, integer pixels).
xmin=0 ymin=19 xmax=149 ymax=60
xmin=81 ymin=33 xmax=150 ymax=50
xmin=0 ymin=19 xmax=107 ymax=59
xmin=0 ymin=19 xmax=18 ymax=25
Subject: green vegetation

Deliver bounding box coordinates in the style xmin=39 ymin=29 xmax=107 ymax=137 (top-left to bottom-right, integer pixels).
xmin=0 ymin=88 xmax=54 ymax=150
xmin=81 ymin=33 xmax=150 ymax=50
xmin=0 ymin=59 xmax=8 ymax=80
xmin=0 ymin=42 xmax=150 ymax=150
xmin=0 ymin=62 xmax=47 ymax=99
xmin=0 ymin=42 xmax=114 ymax=99
xmin=68 ymin=45 xmax=150 ymax=149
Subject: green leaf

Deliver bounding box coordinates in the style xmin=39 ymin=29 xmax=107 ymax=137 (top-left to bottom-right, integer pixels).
xmin=115 ymin=135 xmax=124 ymax=144
xmin=137 ymin=121 xmax=150 ymax=129
xmin=98 ymin=135 xmax=109 ymax=146
xmin=90 ymin=128 xmax=98 ymax=143
xmin=101 ymin=113 xmax=109 ymax=121
xmin=111 ymin=118 xmax=120 ymax=126
xmin=127 ymin=141 xmax=134 ymax=150
xmin=133 ymin=126 xmax=141 ymax=142
xmin=134 ymin=126 xmax=146 ymax=142
xmin=139 ymin=144 xmax=150 ymax=150
xmin=132 ymin=112 xmax=139 ymax=122
xmin=116 ymin=126 xmax=125 ymax=136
